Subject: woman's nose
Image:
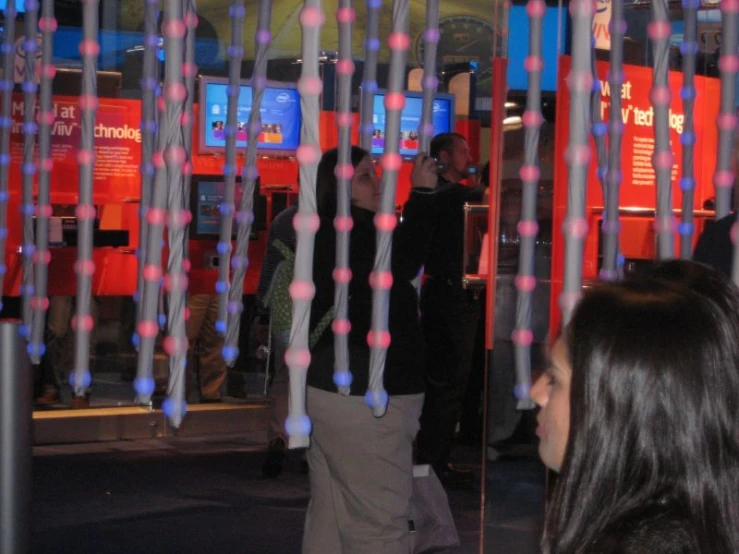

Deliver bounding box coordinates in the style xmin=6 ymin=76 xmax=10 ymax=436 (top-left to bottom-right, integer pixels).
xmin=530 ymin=375 xmax=547 ymax=407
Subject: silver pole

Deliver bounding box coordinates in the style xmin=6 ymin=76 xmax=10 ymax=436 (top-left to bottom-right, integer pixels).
xmin=0 ymin=321 xmax=32 ymax=554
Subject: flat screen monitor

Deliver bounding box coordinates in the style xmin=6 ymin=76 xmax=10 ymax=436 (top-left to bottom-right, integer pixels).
xmin=198 ymin=75 xmax=301 ymax=157
xmin=189 ymin=175 xmax=266 ymax=240
xmin=368 ymin=91 xmax=455 ymax=158
xmin=507 ymin=5 xmax=567 ymax=92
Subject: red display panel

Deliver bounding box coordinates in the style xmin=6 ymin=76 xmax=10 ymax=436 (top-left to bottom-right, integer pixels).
xmin=549 ymin=56 xmax=720 ymax=338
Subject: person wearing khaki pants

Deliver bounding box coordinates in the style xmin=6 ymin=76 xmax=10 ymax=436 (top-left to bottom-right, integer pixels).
xmin=185 ymin=293 xmax=226 ymax=402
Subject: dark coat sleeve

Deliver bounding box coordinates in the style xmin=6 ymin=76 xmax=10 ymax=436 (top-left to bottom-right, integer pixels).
xmin=391 ymin=190 xmax=439 ymax=280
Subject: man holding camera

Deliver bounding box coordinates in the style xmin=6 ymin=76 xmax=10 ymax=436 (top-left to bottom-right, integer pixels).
xmin=416 ymin=132 xmax=485 ymax=488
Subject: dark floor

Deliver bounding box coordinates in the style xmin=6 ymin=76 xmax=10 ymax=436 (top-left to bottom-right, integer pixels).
xmin=31 ymin=436 xmax=545 ymax=554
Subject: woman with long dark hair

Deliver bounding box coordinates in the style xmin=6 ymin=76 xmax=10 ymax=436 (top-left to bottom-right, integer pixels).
xmin=302 ymin=146 xmax=439 ymax=554
xmin=532 ymin=260 xmax=739 ymax=553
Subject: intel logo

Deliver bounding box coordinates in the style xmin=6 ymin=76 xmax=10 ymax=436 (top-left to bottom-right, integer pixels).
xmin=276 ymin=93 xmax=291 ymax=103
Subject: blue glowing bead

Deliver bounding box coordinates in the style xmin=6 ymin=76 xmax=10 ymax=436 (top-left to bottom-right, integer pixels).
xmin=227 ymin=45 xmax=244 ymax=58
xmin=364 ymin=38 xmax=380 ymax=52
xmin=0 ymin=43 xmax=13 ymax=54
xmin=22 ymin=162 xmax=36 ymax=176
xmin=617 ymin=254 xmax=625 ymax=267
xmin=69 ymin=370 xmax=93 ymax=389
xmin=365 ymin=388 xmax=388 ymax=410
xmin=0 ymin=263 xmax=5 ymax=275
xmin=0 ymin=229 xmax=6 ymax=240
xmin=19 ymin=324 xmax=29 ymax=338
xmin=219 ymin=202 xmax=234 ymax=216
xmin=229 ymin=4 xmax=246 ymax=17
xmin=222 ymin=163 xmax=236 ymax=176
xmin=215 ymin=280 xmax=228 ymax=294
xmin=22 ymin=80 xmax=37 ymax=94
xmin=131 ymin=332 xmax=140 ymax=348
xmin=0 ymin=116 xmax=10 ymax=129
xmin=680 ymin=41 xmax=698 ymax=56
xmin=217 ymin=241 xmax=230 ymax=254
xmin=285 ymin=414 xmax=312 ymax=437
xmin=366 ymin=0 xmax=382 ymax=9
xmin=23 ymin=121 xmax=38 ymax=134
xmin=0 ymin=300 xmax=3 ymax=311
xmin=680 ymin=86 xmax=696 ymax=101
xmin=0 ymin=153 xmax=10 ymax=165
xmin=514 ymin=382 xmax=530 ymax=401
xmin=215 ymin=319 xmax=227 ymax=334
xmin=596 ymin=166 xmax=608 ymax=182
xmin=27 ymin=342 xmax=46 ymax=358
xmin=679 ymin=177 xmax=694 ymax=192
xmin=22 ymin=203 xmax=35 ymax=216
xmin=145 ymin=34 xmax=159 ymax=47
xmin=134 ymin=376 xmax=156 ymax=396
xmin=333 ymin=370 xmax=353 ymax=389
xmin=222 ymin=344 xmax=239 ymax=362
xmin=158 ymin=313 xmax=167 ymax=326
xmin=678 ymin=222 xmax=693 ymax=236
xmin=21 ymin=283 xmax=35 ymax=296
xmin=22 ymin=243 xmax=35 ymax=256
xmin=592 ymin=121 xmax=607 ymax=137
xmin=162 ymin=397 xmax=188 ymax=419
xmin=680 ymin=132 xmax=695 ymax=146
xmin=592 ymin=78 xmax=601 ymax=92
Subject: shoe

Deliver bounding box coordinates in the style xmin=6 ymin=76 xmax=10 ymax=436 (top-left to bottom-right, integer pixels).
xmin=35 ymin=390 xmax=61 ymax=407
xmin=262 ymin=438 xmax=286 ymax=478
xmin=69 ymin=395 xmax=90 ymax=409
xmin=434 ymin=462 xmax=474 ymax=489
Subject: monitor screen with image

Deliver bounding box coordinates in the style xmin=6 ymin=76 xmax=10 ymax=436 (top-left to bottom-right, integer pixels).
xmin=368 ymin=91 xmax=455 ymax=158
xmin=198 ymin=76 xmax=301 ymax=156
xmin=189 ymin=175 xmax=266 ymax=239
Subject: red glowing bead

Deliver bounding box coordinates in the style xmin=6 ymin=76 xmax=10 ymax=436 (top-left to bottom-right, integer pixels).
xmin=387 ymin=32 xmax=410 ymax=51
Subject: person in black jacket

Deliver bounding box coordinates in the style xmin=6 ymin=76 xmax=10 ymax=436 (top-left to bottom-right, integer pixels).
xmin=531 ymin=260 xmax=739 ymax=554
xmin=415 ymin=132 xmax=484 ymax=487
xmin=693 ymin=212 xmax=735 ymax=278
xmin=302 ymin=146 xmax=439 ymax=554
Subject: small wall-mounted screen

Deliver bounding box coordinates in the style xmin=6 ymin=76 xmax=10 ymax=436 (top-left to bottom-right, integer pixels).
xmin=198 ymin=76 xmax=301 ymax=157
xmin=190 ymin=176 xmax=265 ymax=239
xmin=368 ymin=91 xmax=455 ymax=158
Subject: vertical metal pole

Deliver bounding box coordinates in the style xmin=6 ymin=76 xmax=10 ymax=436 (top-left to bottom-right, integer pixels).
xmin=0 ymin=321 xmax=32 ymax=554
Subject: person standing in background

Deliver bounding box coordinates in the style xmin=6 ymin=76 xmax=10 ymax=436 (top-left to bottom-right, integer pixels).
xmin=256 ymin=202 xmax=298 ymax=478
xmin=415 ymin=132 xmax=484 ymax=488
xmin=186 ymin=294 xmax=227 ymax=402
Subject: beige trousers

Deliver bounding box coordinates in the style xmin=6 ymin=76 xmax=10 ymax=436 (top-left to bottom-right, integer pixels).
xmin=185 ymin=294 xmax=226 ymax=400
xmin=302 ymin=386 xmax=424 ymax=554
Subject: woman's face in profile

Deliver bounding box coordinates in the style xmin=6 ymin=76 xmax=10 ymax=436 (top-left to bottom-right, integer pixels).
xmin=531 ymin=337 xmax=572 ymax=472
xmin=350 ymin=156 xmax=381 ymax=212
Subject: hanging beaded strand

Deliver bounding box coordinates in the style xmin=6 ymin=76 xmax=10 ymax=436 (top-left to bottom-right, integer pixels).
xmin=28 ymin=0 xmax=56 ymax=364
